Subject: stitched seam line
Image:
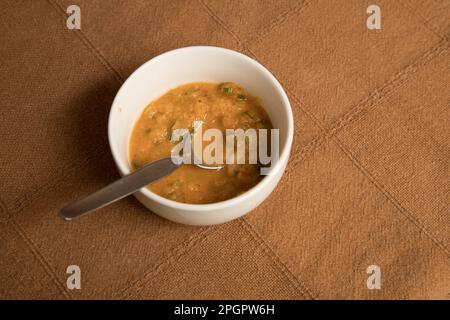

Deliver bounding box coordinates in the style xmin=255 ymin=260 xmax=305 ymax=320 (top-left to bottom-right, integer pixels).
xmin=9 ymin=0 xmax=322 ymax=300
xmin=198 ymin=0 xmax=320 ymax=298
xmin=6 ymin=0 xmax=448 ymax=299
xmin=0 ymin=0 xmax=331 ymax=301
xmin=290 ymin=41 xmax=450 ymax=257
xmin=4 ymin=0 xmax=322 ymax=216
xmin=399 ymin=0 xmax=450 ymax=42
xmin=245 ymin=0 xmax=311 ymax=46
xmin=288 ymin=40 xmax=450 ymax=257
xmin=7 ymin=2 xmax=231 ymax=302
xmin=4 ymin=0 xmax=126 ymax=214
xmin=7 ymin=149 xmax=109 ymax=216
xmin=199 ymin=0 xmax=450 ymax=266
xmin=0 ymin=176 xmax=71 ymax=298
xmin=197 ymin=0 xmax=310 ymax=47
xmin=11 ymin=1 xmax=215 ymax=301
xmin=332 ymin=136 xmax=450 ymax=257
xmin=115 ymin=227 xmax=215 ymax=299
xmin=239 ymin=218 xmax=316 ymax=299
xmin=7 ymin=219 xmax=71 ymax=299
xmin=20 ymin=0 xmax=444 ymax=221
xmin=118 ymin=220 xmax=315 ymax=299
xmin=197 ymin=0 xmax=243 ymax=46
xmin=254 ymin=0 xmax=311 ymax=45
xmin=46 ymin=0 xmax=125 ymax=84
xmin=289 ymin=39 xmax=449 ymax=167
xmin=6 ymin=0 xmax=444 ymax=220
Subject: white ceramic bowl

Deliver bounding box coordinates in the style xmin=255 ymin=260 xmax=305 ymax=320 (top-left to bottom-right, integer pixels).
xmin=108 ymin=46 xmax=293 ymax=225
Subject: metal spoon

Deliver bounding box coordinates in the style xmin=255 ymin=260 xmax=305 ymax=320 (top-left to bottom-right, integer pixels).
xmin=59 ymin=150 xmax=223 ymax=221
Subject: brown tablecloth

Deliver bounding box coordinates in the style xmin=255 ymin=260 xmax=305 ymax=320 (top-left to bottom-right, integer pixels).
xmin=1 ymin=0 xmax=449 ymax=299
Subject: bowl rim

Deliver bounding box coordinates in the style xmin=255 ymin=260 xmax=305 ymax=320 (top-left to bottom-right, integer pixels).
xmin=108 ymin=45 xmax=293 ymax=212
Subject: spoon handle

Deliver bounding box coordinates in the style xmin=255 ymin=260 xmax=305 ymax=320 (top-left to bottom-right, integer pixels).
xmin=59 ymin=157 xmax=180 ymax=221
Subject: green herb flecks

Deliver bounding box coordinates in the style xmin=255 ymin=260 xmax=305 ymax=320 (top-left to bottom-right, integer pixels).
xmin=168 ymin=120 xmax=184 ymax=143
xmin=131 ymin=160 xmax=142 ymax=170
xmin=222 ymin=87 xmax=233 ymax=93
xmin=236 ymin=93 xmax=247 ymax=101
xmin=242 ymin=111 xmax=259 ymax=122
xmin=168 ymin=120 xmax=176 ymax=140
xmin=170 ymin=132 xmax=183 ymax=143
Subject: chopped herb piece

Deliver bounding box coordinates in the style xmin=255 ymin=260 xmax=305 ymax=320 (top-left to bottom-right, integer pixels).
xmin=242 ymin=111 xmax=258 ymax=122
xmin=236 ymin=94 xmax=247 ymax=101
xmin=170 ymin=131 xmax=183 ymax=143
xmin=222 ymin=87 xmax=233 ymax=93
xmin=168 ymin=121 xmax=185 ymax=143
xmin=131 ymin=160 xmax=142 ymax=170
xmin=168 ymin=120 xmax=176 ymax=140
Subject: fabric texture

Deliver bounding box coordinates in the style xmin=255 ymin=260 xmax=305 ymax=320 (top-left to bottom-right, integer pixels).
xmin=0 ymin=0 xmax=449 ymax=299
